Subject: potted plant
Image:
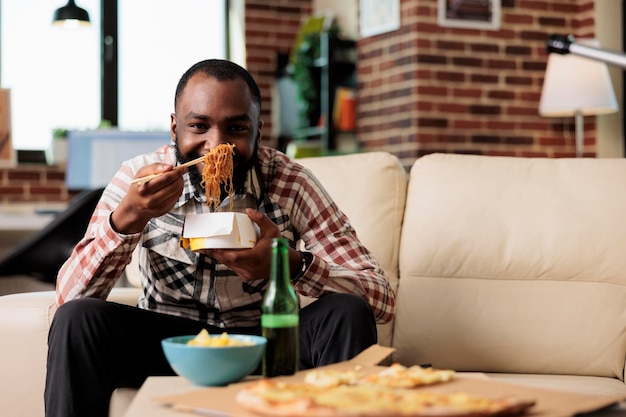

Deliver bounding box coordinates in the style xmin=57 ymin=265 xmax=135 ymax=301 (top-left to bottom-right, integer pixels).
xmin=51 ymin=128 xmax=69 ymax=167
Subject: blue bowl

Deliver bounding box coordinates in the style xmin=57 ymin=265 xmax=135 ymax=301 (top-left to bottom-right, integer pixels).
xmin=161 ymin=334 xmax=266 ymax=386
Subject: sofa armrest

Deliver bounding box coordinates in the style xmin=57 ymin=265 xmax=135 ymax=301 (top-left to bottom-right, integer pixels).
xmin=0 ymin=291 xmax=57 ymax=417
xmin=0 ymin=287 xmax=142 ymax=417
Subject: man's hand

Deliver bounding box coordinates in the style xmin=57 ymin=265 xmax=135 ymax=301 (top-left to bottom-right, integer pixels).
xmin=111 ymin=163 xmax=185 ymax=234
xmin=202 ymin=209 xmax=302 ymax=282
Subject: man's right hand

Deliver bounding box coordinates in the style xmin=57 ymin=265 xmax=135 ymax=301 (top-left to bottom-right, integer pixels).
xmin=111 ymin=163 xmax=185 ymax=234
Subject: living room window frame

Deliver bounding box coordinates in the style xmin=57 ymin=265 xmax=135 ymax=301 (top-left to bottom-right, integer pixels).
xmin=101 ymin=0 xmax=230 ymax=128
xmin=0 ymin=0 xmax=230 ymax=148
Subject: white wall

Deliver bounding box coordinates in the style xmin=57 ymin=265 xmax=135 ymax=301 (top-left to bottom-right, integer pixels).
xmin=314 ymin=0 xmax=358 ymax=39
xmin=596 ymin=1 xmax=624 ymax=158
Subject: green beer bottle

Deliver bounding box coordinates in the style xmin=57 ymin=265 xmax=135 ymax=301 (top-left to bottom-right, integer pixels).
xmin=261 ymin=238 xmax=299 ymax=377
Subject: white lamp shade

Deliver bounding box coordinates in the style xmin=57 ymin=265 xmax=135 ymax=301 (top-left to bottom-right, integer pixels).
xmin=539 ymin=39 xmax=618 ymax=117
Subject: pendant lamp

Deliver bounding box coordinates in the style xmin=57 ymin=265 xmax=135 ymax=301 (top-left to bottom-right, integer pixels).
xmin=52 ymin=0 xmax=91 ymax=28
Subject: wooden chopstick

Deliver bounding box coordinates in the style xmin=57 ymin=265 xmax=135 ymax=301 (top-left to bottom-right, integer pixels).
xmin=130 ymin=155 xmax=205 ymax=185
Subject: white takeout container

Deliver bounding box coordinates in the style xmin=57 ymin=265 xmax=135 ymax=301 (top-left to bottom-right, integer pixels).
xmin=180 ymin=212 xmax=258 ymax=250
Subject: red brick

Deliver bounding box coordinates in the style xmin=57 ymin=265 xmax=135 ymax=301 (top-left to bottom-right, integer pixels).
xmin=551 ymin=3 xmax=578 ymax=13
xmin=522 ymin=61 xmax=546 ymax=72
xmin=7 ymin=170 xmax=41 ymax=182
xmin=417 ymin=86 xmax=447 ymax=96
xmin=469 ymin=105 xmax=501 ymax=115
xmin=452 ymin=88 xmax=482 ymax=99
xmin=30 ymin=186 xmax=66 ymax=197
xmin=452 ymin=57 xmax=483 ymax=67
xmin=453 ymin=120 xmax=482 ymax=129
xmin=505 ymin=14 xmax=534 ymax=25
xmin=439 ymin=103 xmax=467 ymax=113
xmin=471 ymin=74 xmax=499 ymax=84
xmin=505 ymin=76 xmax=533 ymax=86
xmin=507 ymin=106 xmax=541 ymax=116
xmin=436 ymin=71 xmax=465 ymax=82
xmin=470 ymin=43 xmax=500 ymax=53
xmin=436 ymin=41 xmax=465 ymax=51
xmin=45 ymin=171 xmax=65 ymax=182
xmin=416 ymin=54 xmax=447 ymax=65
xmin=472 ymin=135 xmax=501 ymax=144
xmin=518 ymin=1 xmax=549 ymax=11
xmin=538 ymin=16 xmax=567 ymax=27
xmin=505 ymin=46 xmax=532 ymax=56
xmin=488 ymin=90 xmax=515 ymax=100
xmin=488 ymin=59 xmax=517 ymax=70
xmin=417 ymin=118 xmax=448 ymax=128
xmin=415 ymin=102 xmax=434 ymax=111
xmin=504 ymin=136 xmax=534 ymax=145
xmin=438 ymin=134 xmax=467 ymax=143
xmin=0 ymin=185 xmax=23 ymax=195
xmin=487 ymin=121 xmax=515 ymax=130
xmin=539 ymin=136 xmax=568 ymax=147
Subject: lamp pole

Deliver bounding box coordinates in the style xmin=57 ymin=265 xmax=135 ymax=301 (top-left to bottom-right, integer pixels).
xmin=540 ymin=35 xmax=626 ymax=158
xmin=575 ymin=110 xmax=584 ymax=158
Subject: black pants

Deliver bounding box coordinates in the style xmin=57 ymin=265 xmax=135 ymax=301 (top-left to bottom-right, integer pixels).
xmin=44 ymin=293 xmax=377 ymax=417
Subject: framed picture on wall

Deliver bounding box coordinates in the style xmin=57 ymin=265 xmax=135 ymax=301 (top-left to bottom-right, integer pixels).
xmin=438 ymin=0 xmax=501 ymax=31
xmin=0 ymin=89 xmax=15 ymax=167
xmin=360 ymin=0 xmax=401 ymax=38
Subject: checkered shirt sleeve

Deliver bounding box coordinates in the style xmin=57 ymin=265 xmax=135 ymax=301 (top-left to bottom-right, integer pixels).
xmin=55 ymin=145 xmax=174 ymax=305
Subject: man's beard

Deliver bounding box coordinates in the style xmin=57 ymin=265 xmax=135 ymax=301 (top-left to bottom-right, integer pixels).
xmin=174 ymin=141 xmax=258 ymax=201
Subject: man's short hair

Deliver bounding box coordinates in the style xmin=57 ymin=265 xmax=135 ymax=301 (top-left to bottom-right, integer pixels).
xmin=174 ymin=59 xmax=262 ymax=113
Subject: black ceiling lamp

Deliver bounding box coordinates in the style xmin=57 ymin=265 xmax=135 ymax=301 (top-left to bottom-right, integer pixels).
xmin=52 ymin=0 xmax=91 ymax=28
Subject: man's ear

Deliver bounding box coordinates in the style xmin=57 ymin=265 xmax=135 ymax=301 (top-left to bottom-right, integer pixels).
xmin=170 ymin=113 xmax=177 ymax=143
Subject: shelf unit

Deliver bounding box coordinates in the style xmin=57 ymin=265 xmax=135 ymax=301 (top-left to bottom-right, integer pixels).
xmin=295 ymin=32 xmax=357 ymax=155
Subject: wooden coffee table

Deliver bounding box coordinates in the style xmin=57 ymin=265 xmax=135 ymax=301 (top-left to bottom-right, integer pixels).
xmin=123 ymin=376 xmax=199 ymax=417
xmin=124 ymin=374 xmax=626 ymax=417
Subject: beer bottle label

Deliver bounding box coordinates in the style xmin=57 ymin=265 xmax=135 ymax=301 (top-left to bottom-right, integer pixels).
xmin=261 ymin=314 xmax=299 ymax=328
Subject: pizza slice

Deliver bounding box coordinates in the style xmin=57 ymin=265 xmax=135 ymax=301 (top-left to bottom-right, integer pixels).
xmin=358 ymin=363 xmax=455 ymax=388
xmin=304 ymin=364 xmax=455 ymax=389
xmin=235 ymin=379 xmax=536 ymax=417
xmin=304 ymin=368 xmax=364 ymax=388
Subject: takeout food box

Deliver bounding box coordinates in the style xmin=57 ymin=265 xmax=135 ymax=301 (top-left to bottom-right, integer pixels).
xmin=157 ymin=344 xmax=626 ymax=417
xmin=180 ymin=212 xmax=258 ymax=250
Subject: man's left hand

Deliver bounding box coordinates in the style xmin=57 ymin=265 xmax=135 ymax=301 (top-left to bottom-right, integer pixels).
xmin=201 ymin=209 xmax=287 ymax=281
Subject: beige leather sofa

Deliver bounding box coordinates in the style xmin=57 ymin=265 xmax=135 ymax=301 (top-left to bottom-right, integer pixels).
xmin=2 ymin=151 xmax=626 ymax=417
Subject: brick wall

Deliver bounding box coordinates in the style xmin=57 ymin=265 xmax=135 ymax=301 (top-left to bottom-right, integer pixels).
xmin=0 ymin=164 xmax=75 ymax=204
xmin=358 ymin=0 xmax=597 ymax=169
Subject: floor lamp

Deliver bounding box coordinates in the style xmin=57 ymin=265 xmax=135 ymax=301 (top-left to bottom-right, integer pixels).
xmin=539 ymin=39 xmax=618 ymax=157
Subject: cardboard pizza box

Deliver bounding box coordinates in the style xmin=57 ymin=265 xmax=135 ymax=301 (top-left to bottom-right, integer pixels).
xmin=156 ymin=344 xmax=626 ymax=417
xmin=180 ymin=212 xmax=258 ymax=250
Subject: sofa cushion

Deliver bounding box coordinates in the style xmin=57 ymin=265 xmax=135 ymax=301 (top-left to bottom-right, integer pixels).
xmin=298 ymin=151 xmax=407 ymax=346
xmin=393 ymin=153 xmax=626 ymax=380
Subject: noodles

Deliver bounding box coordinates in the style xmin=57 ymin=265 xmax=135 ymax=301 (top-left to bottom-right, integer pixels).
xmin=200 ymin=143 xmax=236 ymax=210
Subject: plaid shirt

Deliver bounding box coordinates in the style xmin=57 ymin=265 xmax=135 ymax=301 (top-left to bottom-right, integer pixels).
xmin=56 ymin=145 xmax=395 ymax=328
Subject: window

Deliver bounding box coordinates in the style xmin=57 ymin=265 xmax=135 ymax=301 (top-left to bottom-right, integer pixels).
xmin=1 ymin=0 xmax=100 ymax=150
xmin=118 ymin=1 xmax=226 ymax=131
xmin=1 ymin=0 xmax=227 ymax=152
